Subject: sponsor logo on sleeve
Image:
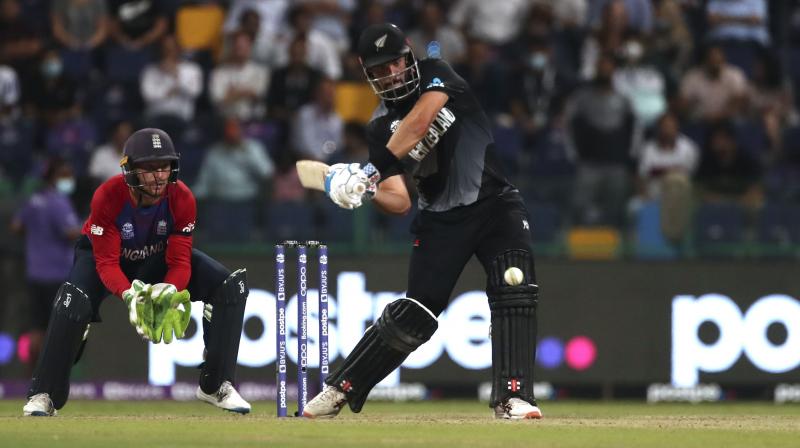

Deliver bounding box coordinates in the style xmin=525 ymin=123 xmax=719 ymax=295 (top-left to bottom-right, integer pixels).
xmin=426 ymin=77 xmax=445 ymax=89
xmin=181 ymin=222 xmax=195 ymax=234
xmin=90 ymin=224 xmax=104 ymax=236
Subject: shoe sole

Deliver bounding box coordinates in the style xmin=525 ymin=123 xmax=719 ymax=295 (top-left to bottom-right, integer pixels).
xmin=302 ymin=411 xmax=339 ymax=419
xmin=494 ymin=411 xmax=543 ymax=420
xmin=24 ymin=411 xmax=55 ymax=417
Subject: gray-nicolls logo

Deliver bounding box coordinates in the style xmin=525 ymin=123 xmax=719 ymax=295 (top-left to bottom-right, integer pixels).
xmin=238 ymin=281 xmax=245 ymax=294
xmin=152 ymin=133 xmax=162 ymax=149
xmin=522 ymin=219 xmax=529 ymax=230
xmin=374 ymin=34 xmax=387 ymax=51
xmin=63 ymin=292 xmax=72 ymax=307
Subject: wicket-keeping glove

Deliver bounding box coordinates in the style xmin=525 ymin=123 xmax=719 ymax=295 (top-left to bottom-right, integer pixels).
xmin=150 ymin=284 xmax=192 ymax=344
xmin=122 ymin=280 xmax=155 ymax=341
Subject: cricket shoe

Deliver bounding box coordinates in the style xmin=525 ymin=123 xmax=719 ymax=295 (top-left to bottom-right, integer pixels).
xmin=23 ymin=393 xmax=57 ymax=417
xmin=303 ymin=385 xmax=347 ymax=419
xmin=494 ymin=397 xmax=543 ymax=420
xmin=196 ymin=381 xmax=251 ymax=414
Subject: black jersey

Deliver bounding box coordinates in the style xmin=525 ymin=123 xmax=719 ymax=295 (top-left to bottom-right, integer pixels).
xmin=366 ymin=58 xmax=515 ymax=212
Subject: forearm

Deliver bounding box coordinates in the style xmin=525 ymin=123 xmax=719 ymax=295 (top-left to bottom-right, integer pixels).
xmin=373 ymin=186 xmax=411 ymax=215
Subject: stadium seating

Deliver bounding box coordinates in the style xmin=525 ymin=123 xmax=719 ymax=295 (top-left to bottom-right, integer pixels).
xmin=692 ymin=202 xmax=746 ymax=258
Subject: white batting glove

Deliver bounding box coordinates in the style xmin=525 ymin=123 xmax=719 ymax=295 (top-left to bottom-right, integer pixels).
xmin=325 ymin=163 xmax=368 ymax=209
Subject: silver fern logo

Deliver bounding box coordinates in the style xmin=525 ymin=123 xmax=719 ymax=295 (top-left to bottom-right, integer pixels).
xmin=374 ymin=34 xmax=387 ymax=51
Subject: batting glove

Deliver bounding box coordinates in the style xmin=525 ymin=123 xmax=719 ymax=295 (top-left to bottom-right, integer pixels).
xmin=325 ymin=163 xmax=368 ymax=209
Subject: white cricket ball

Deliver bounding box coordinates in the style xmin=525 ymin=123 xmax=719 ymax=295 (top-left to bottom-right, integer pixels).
xmin=503 ymin=267 xmax=524 ymax=286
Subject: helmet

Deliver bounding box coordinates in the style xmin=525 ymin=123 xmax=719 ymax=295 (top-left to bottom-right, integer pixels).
xmin=356 ymin=23 xmax=419 ymax=102
xmin=119 ymin=128 xmax=180 ymax=188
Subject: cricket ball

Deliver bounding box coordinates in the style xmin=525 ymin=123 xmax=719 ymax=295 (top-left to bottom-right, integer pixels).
xmin=503 ymin=267 xmax=524 ymax=286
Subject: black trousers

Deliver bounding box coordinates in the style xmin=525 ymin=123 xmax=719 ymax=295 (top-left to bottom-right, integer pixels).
xmin=69 ymin=236 xmax=230 ymax=321
xmin=407 ymin=191 xmax=536 ymax=315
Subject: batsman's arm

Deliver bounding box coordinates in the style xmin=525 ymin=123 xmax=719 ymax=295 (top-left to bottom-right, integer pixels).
xmin=372 ymin=174 xmax=411 ymax=215
xmin=386 ymin=91 xmax=449 ymax=159
xmin=367 ymin=91 xmax=449 ymax=174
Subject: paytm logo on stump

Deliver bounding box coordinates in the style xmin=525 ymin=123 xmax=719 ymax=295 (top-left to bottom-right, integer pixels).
xmin=149 ymin=272 xmax=500 ymax=385
xmin=672 ymin=294 xmax=800 ymax=387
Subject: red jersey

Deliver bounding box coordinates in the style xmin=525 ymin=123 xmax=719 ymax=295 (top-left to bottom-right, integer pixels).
xmin=82 ymin=175 xmax=196 ymax=298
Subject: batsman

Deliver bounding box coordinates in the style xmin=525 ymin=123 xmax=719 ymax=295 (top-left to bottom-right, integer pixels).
xmin=305 ymin=23 xmax=543 ymax=420
xmin=23 ymin=128 xmax=251 ymax=416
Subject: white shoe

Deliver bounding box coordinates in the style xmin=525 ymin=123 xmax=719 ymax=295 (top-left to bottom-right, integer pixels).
xmin=23 ymin=393 xmax=57 ymax=417
xmin=303 ymin=385 xmax=347 ymax=419
xmin=196 ymin=381 xmax=251 ymax=414
xmin=494 ymin=397 xmax=543 ymax=420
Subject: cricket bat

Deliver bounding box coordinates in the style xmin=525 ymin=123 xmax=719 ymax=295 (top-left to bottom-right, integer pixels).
xmin=296 ymin=160 xmax=365 ymax=194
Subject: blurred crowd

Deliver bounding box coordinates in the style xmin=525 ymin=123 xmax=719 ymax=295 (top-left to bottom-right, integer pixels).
xmin=2 ymin=0 xmax=800 ymax=257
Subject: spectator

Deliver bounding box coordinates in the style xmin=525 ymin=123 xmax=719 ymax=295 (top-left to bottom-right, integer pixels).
xmin=706 ymin=0 xmax=769 ymax=78
xmin=107 ymin=0 xmax=168 ymax=51
xmin=587 ymin=0 xmax=653 ymax=34
xmin=274 ymin=4 xmax=342 ymax=80
xmin=193 ymin=116 xmax=274 ymax=242
xmin=290 ymin=77 xmax=343 ymax=161
xmin=227 ymin=8 xmax=275 ymax=66
xmin=31 ymin=49 xmax=79 ymax=126
xmin=613 ymin=34 xmax=667 ymax=127
xmin=453 ymin=38 xmax=510 ymax=119
xmin=306 ymin=0 xmax=357 ymax=55
xmin=140 ymin=35 xmax=203 ymax=136
xmin=271 ymin=148 xmax=305 ymax=202
xmin=266 ymin=35 xmax=323 ymax=136
xmin=679 ymin=44 xmax=749 ymax=123
xmin=509 ymin=34 xmax=576 ymax=138
xmin=0 ymin=0 xmax=44 ymax=100
xmin=448 ymin=0 xmax=533 ymax=48
xmin=748 ymin=49 xmax=796 ymax=159
xmin=223 ymin=0 xmax=289 ymax=65
xmin=650 ymin=0 xmax=693 ymax=82
xmin=328 ymin=121 xmax=370 ymax=164
xmin=407 ymin=0 xmax=467 ymax=64
xmin=88 ymin=119 xmax=132 ymax=183
xmin=707 ymin=0 xmax=769 ymax=46
xmin=566 ymin=53 xmax=638 ymax=226
xmin=209 ymin=31 xmax=269 ymax=122
xmin=50 ymin=0 xmax=108 ymax=73
xmin=635 ymin=111 xmax=699 ymax=201
xmin=580 ymin=0 xmax=629 ymax=80
xmin=0 ymin=64 xmax=33 ymax=187
xmin=10 ymin=156 xmax=81 ymax=375
xmin=695 ymin=121 xmax=763 ymax=209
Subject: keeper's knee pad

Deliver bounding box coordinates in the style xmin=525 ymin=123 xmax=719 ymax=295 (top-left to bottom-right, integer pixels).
xmin=487 ymin=250 xmax=539 ymax=408
xmin=200 ymin=269 xmax=248 ymax=393
xmin=28 ymin=282 xmax=92 ymax=409
xmin=326 ymin=298 xmax=438 ymax=413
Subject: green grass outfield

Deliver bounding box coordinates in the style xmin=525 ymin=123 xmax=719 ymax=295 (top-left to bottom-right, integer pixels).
xmin=1 ymin=400 xmax=799 ymax=447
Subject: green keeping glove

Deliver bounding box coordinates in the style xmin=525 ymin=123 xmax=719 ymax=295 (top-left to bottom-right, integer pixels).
xmin=151 ymin=287 xmax=191 ymax=344
xmin=122 ymin=280 xmax=155 ymax=341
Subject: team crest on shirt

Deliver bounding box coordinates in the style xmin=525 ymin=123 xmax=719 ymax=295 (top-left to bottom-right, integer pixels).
xmin=121 ymin=222 xmax=134 ymax=240
xmin=156 ymin=220 xmax=167 ymax=235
